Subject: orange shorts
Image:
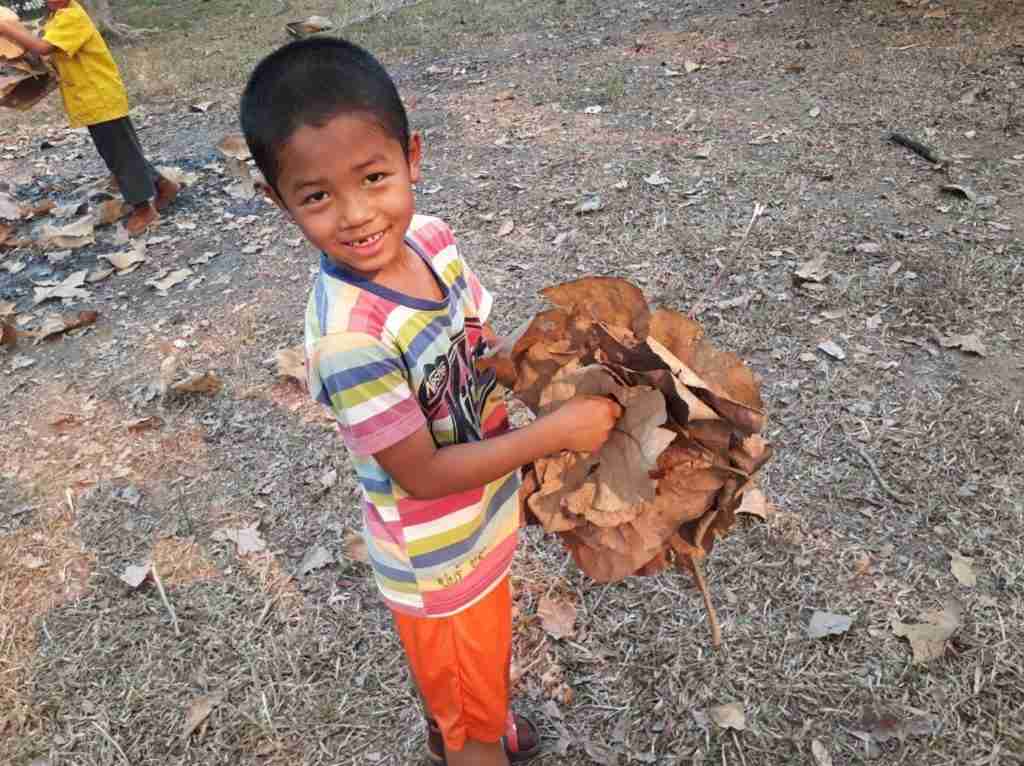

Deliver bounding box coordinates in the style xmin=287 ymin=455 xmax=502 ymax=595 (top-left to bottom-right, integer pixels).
xmin=391 ymin=577 xmax=511 ymax=752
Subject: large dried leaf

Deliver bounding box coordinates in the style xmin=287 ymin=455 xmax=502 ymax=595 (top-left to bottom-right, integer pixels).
xmin=34 ymin=310 xmax=98 ymax=342
xmin=102 ymin=242 xmax=146 ymax=273
xmin=183 ymin=692 xmax=224 ymax=739
xmin=217 ymin=133 xmax=251 ymax=160
xmin=212 ymin=523 xmax=266 ymax=555
xmin=32 ymin=270 xmax=90 ymax=306
xmin=542 ymin=277 xmax=651 ymax=338
xmin=537 ymin=595 xmax=577 ymax=639
xmin=891 ymin=599 xmax=962 ymax=663
xmin=39 ymin=217 xmax=94 ymax=249
xmin=276 ymin=345 xmax=307 ymax=386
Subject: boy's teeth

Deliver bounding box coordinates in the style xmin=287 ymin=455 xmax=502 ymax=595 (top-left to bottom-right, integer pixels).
xmin=352 ymin=232 xmax=383 ymax=246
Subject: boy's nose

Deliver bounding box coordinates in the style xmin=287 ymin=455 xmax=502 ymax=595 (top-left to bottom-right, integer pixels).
xmin=338 ymin=194 xmax=373 ymax=231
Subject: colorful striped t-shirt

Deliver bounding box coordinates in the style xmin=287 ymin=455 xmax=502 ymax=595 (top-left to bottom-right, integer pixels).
xmin=305 ymin=215 xmax=520 ymax=617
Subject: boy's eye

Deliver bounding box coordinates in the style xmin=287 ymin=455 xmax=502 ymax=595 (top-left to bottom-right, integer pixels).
xmin=365 ymin=172 xmax=387 ymax=185
xmin=302 ymin=191 xmax=328 ymax=205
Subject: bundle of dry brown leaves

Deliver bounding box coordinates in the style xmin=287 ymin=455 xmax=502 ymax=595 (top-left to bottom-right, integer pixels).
xmin=0 ymin=7 xmax=57 ymax=111
xmin=480 ymin=277 xmax=773 ymax=645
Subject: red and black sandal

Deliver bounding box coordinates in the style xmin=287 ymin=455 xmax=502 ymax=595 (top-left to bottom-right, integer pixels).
xmin=426 ymin=712 xmax=542 ymax=763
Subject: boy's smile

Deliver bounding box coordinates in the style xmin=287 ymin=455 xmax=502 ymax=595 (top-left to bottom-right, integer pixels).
xmin=272 ymin=113 xmax=422 ymax=280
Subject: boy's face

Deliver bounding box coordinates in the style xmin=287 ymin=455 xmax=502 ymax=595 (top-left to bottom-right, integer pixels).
xmin=271 ymin=113 xmax=421 ymax=279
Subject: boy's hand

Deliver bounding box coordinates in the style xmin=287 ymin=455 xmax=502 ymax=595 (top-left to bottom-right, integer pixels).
xmin=550 ymin=395 xmax=622 ymax=454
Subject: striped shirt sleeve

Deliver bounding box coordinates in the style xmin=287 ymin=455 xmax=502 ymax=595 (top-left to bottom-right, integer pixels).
xmin=311 ymin=331 xmax=426 ymax=456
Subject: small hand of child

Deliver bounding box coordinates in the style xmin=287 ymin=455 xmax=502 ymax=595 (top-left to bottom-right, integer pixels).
xmin=552 ymin=395 xmax=622 ymax=454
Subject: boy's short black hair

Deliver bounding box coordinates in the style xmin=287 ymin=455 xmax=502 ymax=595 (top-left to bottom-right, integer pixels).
xmin=240 ymin=37 xmax=410 ymax=192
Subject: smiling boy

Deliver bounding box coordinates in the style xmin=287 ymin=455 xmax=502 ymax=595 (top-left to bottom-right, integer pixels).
xmin=240 ymin=39 xmax=622 ymax=765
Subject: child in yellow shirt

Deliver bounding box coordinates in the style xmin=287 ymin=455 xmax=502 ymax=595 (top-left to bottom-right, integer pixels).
xmin=0 ymin=0 xmax=177 ymax=234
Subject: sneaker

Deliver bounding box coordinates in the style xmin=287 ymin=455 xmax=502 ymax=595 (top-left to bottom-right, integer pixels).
xmin=125 ymin=202 xmax=158 ymax=236
xmin=154 ymin=175 xmax=180 ymax=211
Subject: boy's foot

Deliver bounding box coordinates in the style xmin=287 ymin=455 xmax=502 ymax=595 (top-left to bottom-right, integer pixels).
xmin=125 ymin=202 xmax=158 ymax=236
xmin=426 ymin=713 xmax=541 ymax=764
xmin=154 ymin=175 xmax=180 ymax=211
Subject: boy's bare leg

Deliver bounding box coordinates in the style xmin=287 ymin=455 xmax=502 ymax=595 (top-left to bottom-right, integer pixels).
xmin=446 ymin=739 xmax=509 ymax=766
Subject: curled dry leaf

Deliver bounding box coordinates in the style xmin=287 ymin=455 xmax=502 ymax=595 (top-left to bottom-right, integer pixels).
xmin=949 ymin=551 xmax=977 ymax=587
xmin=794 ymin=254 xmax=831 ymax=284
xmin=811 ymin=739 xmax=833 ymax=766
xmin=707 ymin=702 xmax=746 ymax=731
xmin=39 ymin=217 xmax=95 ymax=249
xmin=891 ymin=599 xmax=962 ymax=663
xmin=216 ymin=133 xmax=251 ymax=161
xmin=102 ymin=242 xmax=146 ymax=273
xmin=497 ymin=219 xmax=515 ymax=237
xmin=212 ymin=523 xmax=266 ymax=555
xmin=537 ymin=595 xmax=577 ymax=640
xmin=170 ymin=371 xmax=222 ymax=395
xmin=125 ymin=415 xmax=162 ymax=433
xmin=343 ymin=532 xmax=369 ymax=563
xmin=938 ymin=332 xmax=986 ymax=357
xmin=32 ymin=270 xmax=90 ymax=306
xmin=806 ymin=610 xmax=853 ymax=639
xmin=183 ymin=692 xmax=224 ymax=740
xmin=119 ymin=560 xmax=152 ymax=588
xmin=1 ymin=321 xmax=15 ymax=349
xmin=276 ymin=345 xmax=307 ymax=386
xmin=298 ymin=544 xmax=334 ymax=575
xmin=148 ymin=268 xmax=193 ymax=292
xmin=34 ymin=310 xmax=98 ymax=343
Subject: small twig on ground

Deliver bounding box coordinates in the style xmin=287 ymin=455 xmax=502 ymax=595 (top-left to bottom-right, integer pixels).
xmin=889 ymin=131 xmax=947 ymax=166
xmin=91 ymin=721 xmax=131 ymax=766
xmin=149 ymin=563 xmax=181 ymax=636
xmin=732 ymin=730 xmax=749 ymax=766
xmin=689 ymin=202 xmax=765 ymax=319
xmin=845 ymin=438 xmax=912 ymax=506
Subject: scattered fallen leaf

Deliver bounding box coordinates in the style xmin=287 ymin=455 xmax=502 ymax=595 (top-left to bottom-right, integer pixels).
xmin=3 ymin=260 xmax=25 ymax=274
xmin=0 ymin=190 xmax=21 ymax=219
xmin=190 ymin=100 xmax=215 ymax=113
xmin=119 ymin=560 xmax=152 ymax=588
xmin=148 ymin=268 xmax=193 ymax=292
xmin=320 ymin=467 xmax=337 ymax=490
xmin=794 ymin=255 xmax=831 ymax=283
xmin=217 ymin=133 xmax=251 ymax=161
xmin=34 ymin=310 xmax=98 ymax=342
xmin=497 ymin=219 xmax=515 ymax=237
xmin=285 ymin=14 xmax=333 ymax=37
xmin=20 ymin=554 xmax=47 ymax=570
xmin=212 ymin=522 xmax=266 ymax=555
xmin=342 ymin=532 xmax=369 ymax=563
xmin=854 ymin=242 xmax=881 ymax=255
xmin=125 ymin=415 xmax=162 ymax=433
xmin=811 ymin=739 xmax=833 ymax=766
xmin=643 ymin=170 xmax=671 ymax=186
xmin=891 ymin=599 xmax=962 ymax=663
xmin=938 ymin=332 xmax=986 ymax=357
xmin=684 ymin=59 xmax=702 ymax=73
xmin=32 ymin=270 xmax=90 ymax=306
xmin=949 ymin=551 xmax=977 ymax=587
xmin=183 ymin=692 xmax=224 ymax=739
xmin=276 ymin=345 xmax=307 ymax=386
xmin=102 ymin=243 xmax=146 ymax=273
xmin=158 ymin=353 xmax=179 ymax=396
xmin=170 ymin=371 xmax=222 ymax=394
xmin=809 ymin=105 xmax=821 ymax=118
xmin=298 ymin=544 xmax=334 ymax=575
xmin=807 ymin=610 xmax=853 ymax=639
xmin=0 ymin=301 xmax=16 ymax=318
xmin=38 ymin=217 xmax=95 ymax=249
xmin=1 ymin=321 xmax=15 ymax=349
xmin=537 ymin=595 xmax=577 ymax=640
xmin=9 ymin=353 xmax=35 ymax=370
xmin=817 ymin=340 xmax=846 ymax=360
xmin=707 ymin=703 xmax=746 ymax=731
xmin=87 ymin=266 xmax=114 ymax=283
xmin=575 ymin=193 xmax=603 ymax=214
xmin=855 ymin=708 xmax=935 ymax=745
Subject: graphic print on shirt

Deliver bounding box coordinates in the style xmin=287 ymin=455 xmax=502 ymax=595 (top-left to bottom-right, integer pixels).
xmin=417 ymin=318 xmax=496 ymax=447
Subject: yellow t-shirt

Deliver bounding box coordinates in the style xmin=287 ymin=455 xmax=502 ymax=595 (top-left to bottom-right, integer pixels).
xmin=42 ymin=1 xmax=129 ymax=127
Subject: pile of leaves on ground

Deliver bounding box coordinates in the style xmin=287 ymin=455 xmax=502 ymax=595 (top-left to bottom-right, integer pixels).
xmin=481 ymin=277 xmax=773 ymax=645
xmin=0 ymin=7 xmax=56 ymax=111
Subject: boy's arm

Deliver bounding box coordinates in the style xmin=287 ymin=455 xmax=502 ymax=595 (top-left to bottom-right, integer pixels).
xmin=376 ymin=396 xmax=621 ymax=499
xmin=0 ymin=21 xmax=57 ymax=56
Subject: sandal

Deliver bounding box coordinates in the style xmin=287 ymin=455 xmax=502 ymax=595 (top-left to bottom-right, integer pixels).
xmin=426 ymin=712 xmax=542 ymax=763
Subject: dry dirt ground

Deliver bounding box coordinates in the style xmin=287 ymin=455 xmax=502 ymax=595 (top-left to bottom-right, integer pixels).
xmin=2 ymin=0 xmax=1023 ymax=764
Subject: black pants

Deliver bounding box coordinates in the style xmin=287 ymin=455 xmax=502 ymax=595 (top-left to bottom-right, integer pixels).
xmin=88 ymin=117 xmax=158 ymax=206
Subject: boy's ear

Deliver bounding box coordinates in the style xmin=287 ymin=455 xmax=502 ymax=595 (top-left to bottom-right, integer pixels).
xmin=407 ymin=131 xmax=423 ymax=185
xmin=259 ymin=181 xmax=289 ymax=215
